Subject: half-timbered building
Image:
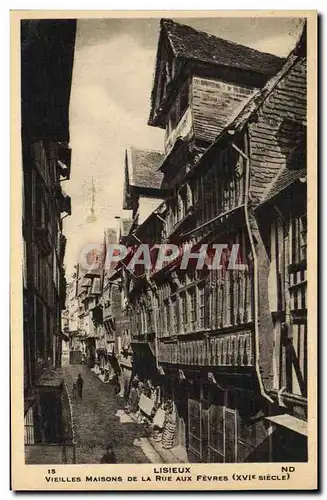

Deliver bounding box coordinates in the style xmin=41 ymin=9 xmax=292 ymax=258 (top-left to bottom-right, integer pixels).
xmin=22 ymin=19 xmax=76 ymax=462
xmin=121 ymin=19 xmax=307 ymax=462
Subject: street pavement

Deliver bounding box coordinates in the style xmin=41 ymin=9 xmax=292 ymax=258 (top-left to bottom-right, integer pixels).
xmin=63 ymin=364 xmax=162 ymax=464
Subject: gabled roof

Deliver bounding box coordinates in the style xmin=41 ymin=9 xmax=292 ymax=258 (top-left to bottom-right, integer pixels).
xmin=149 ymin=18 xmax=284 ymax=127
xmin=184 ymin=22 xmax=306 ymax=206
xmin=126 ymin=146 xmax=164 ymax=190
xmin=246 ymin=25 xmax=306 ymax=204
xmin=228 ymin=22 xmax=307 ymax=133
xmin=161 ymin=19 xmax=284 ymax=76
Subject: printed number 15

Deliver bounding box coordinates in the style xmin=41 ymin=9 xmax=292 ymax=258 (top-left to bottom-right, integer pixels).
xmin=47 ymin=469 xmax=56 ymax=474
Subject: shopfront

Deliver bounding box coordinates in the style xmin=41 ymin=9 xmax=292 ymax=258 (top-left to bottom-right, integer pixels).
xmin=185 ymin=380 xmax=269 ymax=463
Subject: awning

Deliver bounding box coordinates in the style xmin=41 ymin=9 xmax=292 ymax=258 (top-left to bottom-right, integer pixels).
xmin=265 ymin=414 xmax=308 ymax=437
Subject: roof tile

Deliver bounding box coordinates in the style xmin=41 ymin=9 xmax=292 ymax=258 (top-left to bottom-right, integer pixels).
xmin=162 ymin=18 xmax=284 ymax=76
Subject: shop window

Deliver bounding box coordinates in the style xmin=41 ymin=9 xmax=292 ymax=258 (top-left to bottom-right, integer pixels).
xmin=207 ymin=389 xmax=225 ymax=461
xmin=225 ymin=408 xmax=237 ymax=463
xmin=188 ymin=399 xmax=201 ymax=456
xmin=237 ymin=395 xmax=256 ymax=452
xmin=188 ymin=381 xmax=201 ymax=458
xmin=208 ymin=399 xmax=225 ymax=461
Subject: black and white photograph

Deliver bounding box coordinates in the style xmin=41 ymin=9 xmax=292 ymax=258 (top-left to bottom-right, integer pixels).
xmin=11 ymin=10 xmax=317 ymax=491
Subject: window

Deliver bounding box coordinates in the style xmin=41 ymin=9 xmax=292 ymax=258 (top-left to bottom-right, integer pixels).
xmin=46 ymin=309 xmax=52 ymax=360
xmin=146 ymin=307 xmax=153 ymax=333
xmin=35 ymin=194 xmax=47 ymax=228
xmin=136 ymin=306 xmax=141 ymax=333
xmin=24 ymin=406 xmax=35 ymax=444
xmin=211 ymin=168 xmax=218 ymax=214
xmin=171 ymin=295 xmax=179 ymax=334
xmin=189 ymin=287 xmax=197 ymax=330
xmin=166 ymin=59 xmax=173 ymax=83
xmin=199 ymin=284 xmax=205 ymax=328
xmin=203 ymin=174 xmax=213 ymax=223
xmin=206 ymin=172 xmax=213 ymax=221
xmin=166 ymin=82 xmax=189 ymax=136
xmin=300 ymin=214 xmax=307 ymax=261
xmin=35 ymin=298 xmax=45 ymax=360
xmin=159 ymin=303 xmax=165 ymax=338
xmin=142 ymin=305 xmax=147 ymax=332
xmin=179 ymin=82 xmax=189 ymax=119
xmin=168 ymin=202 xmax=178 ymax=232
xmin=164 ymin=300 xmax=170 ymax=335
xmin=291 ymin=213 xmax=307 ymax=264
xmin=192 ymin=178 xmax=199 ymax=207
xmin=169 ymin=104 xmax=177 ymax=131
xmin=181 ymin=292 xmax=187 ymax=328
xmin=198 ymin=177 xmax=204 ymax=224
xmin=178 ymin=186 xmax=187 ymax=220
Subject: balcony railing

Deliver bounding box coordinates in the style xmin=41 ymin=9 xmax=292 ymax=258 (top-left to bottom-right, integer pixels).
xmin=157 ymin=330 xmax=253 ymax=367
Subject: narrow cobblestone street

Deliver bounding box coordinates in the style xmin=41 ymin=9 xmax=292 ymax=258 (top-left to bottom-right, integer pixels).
xmin=63 ymin=365 xmax=163 ymax=464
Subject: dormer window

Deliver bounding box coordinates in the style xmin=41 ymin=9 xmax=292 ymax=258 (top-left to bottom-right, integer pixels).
xmin=179 ymin=82 xmax=189 ymax=119
xmin=166 ymin=81 xmax=189 ymax=135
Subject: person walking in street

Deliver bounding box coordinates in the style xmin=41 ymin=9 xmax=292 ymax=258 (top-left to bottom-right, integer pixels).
xmin=100 ymin=443 xmax=117 ymax=463
xmin=76 ymin=373 xmax=84 ymax=399
xmin=72 ymin=382 xmax=77 ymax=402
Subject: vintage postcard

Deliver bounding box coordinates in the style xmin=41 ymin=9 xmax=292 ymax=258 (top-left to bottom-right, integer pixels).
xmin=11 ymin=10 xmax=317 ymax=491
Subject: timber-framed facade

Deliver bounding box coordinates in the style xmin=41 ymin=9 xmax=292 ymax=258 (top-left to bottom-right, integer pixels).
xmin=118 ymin=19 xmax=307 ymax=463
